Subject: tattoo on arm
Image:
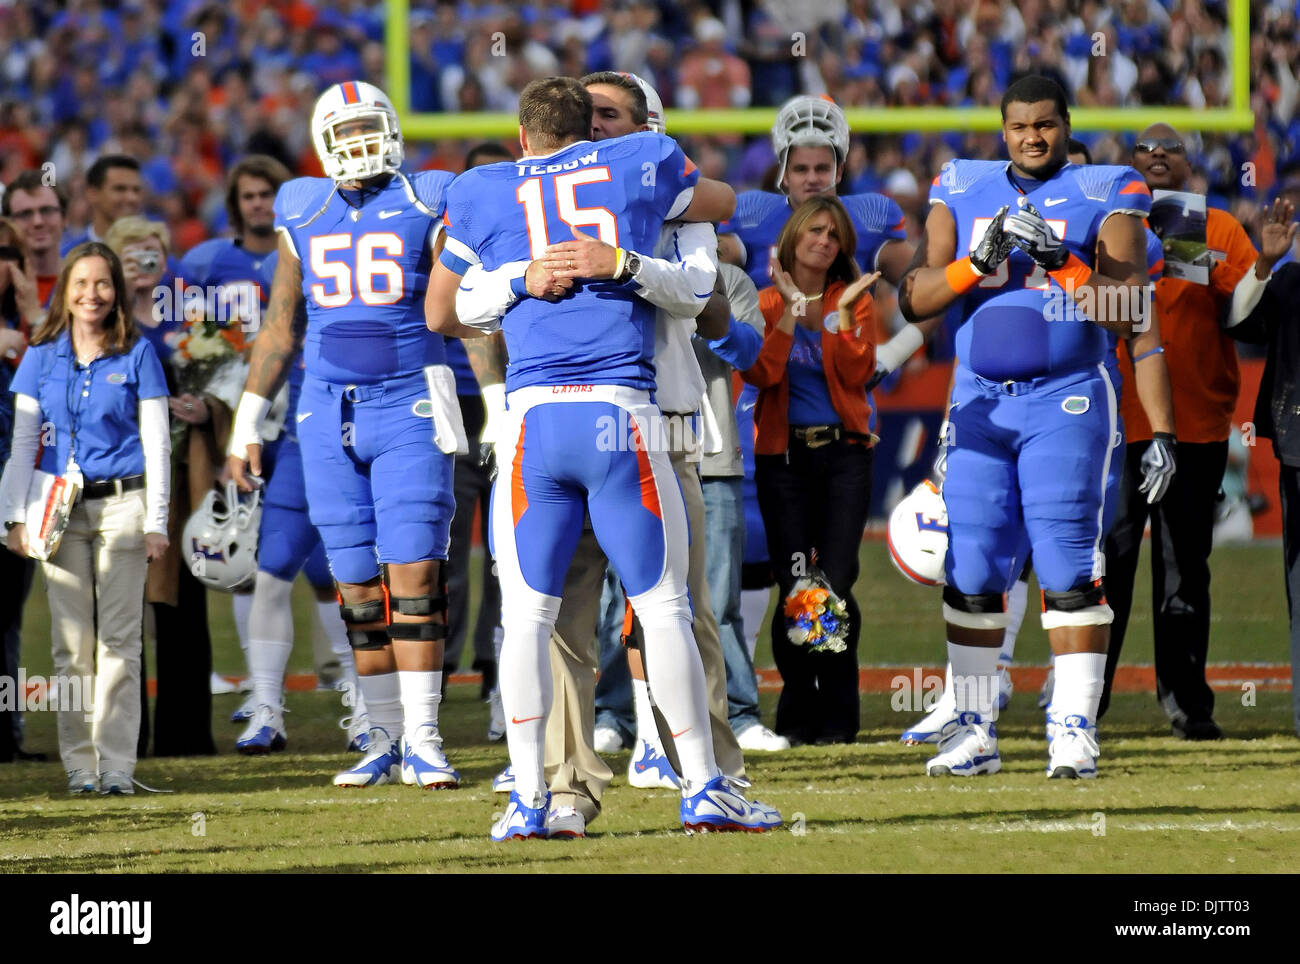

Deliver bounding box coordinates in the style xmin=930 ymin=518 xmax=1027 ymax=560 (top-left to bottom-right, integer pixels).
xmin=246 ymin=238 xmax=304 ymax=398
xmin=464 ymin=331 xmax=507 ymax=388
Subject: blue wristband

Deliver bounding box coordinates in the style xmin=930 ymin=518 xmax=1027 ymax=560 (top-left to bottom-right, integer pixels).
xmin=1132 ymin=345 xmax=1164 ymax=363
xmin=509 ymin=274 xmax=529 ymax=298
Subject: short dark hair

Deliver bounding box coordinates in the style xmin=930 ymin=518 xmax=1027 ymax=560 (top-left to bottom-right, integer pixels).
xmin=1 ymin=170 xmax=68 ymax=216
xmin=464 ymin=142 xmax=514 ymax=170
xmin=580 ymin=71 xmax=648 ymax=127
xmin=225 ymin=155 xmax=292 ymax=235
xmin=518 ymin=77 xmax=592 ymax=153
xmin=85 ymin=154 xmax=141 ymax=190
xmin=1000 ymin=75 xmax=1070 ymax=123
xmin=1066 ymin=138 xmax=1092 ymax=164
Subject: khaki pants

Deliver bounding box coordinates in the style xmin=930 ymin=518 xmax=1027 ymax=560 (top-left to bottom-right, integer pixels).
xmin=42 ymin=489 xmax=147 ymax=777
xmin=545 ymin=423 xmax=744 ymax=821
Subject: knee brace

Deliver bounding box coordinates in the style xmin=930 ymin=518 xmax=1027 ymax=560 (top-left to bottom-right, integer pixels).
xmin=387 ymin=563 xmax=449 ymax=642
xmin=941 ymin=586 xmax=1010 ymax=631
xmin=1040 ymin=580 xmax=1113 ymax=630
xmin=337 ymin=591 xmax=389 ymax=651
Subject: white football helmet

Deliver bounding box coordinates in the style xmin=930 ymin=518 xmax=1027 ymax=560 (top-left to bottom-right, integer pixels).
xmin=310 ymin=81 xmax=404 ymax=182
xmin=771 ymin=95 xmax=850 ymax=193
xmin=618 ymin=72 xmax=665 ymax=133
xmin=184 ymin=481 xmax=262 ymax=593
xmin=887 ymin=479 xmax=949 ymax=587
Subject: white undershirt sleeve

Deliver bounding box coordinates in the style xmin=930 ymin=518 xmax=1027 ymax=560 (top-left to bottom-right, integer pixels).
xmin=634 ymin=221 xmax=719 ymax=320
xmin=0 ymin=394 xmax=41 ymax=525
xmin=455 ymin=261 xmax=530 ymax=333
xmin=138 ymin=396 xmax=171 ymax=535
xmin=1225 ymin=269 xmax=1271 ymax=329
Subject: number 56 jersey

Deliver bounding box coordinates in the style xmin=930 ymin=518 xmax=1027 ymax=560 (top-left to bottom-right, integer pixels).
xmin=439 ymin=132 xmax=699 ymax=393
xmin=932 ymin=160 xmax=1151 ymax=382
xmin=275 ymin=170 xmax=454 ymax=384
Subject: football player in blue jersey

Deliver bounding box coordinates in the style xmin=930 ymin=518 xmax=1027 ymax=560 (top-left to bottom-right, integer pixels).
xmin=898 ymin=76 xmax=1155 ymax=780
xmin=185 ymin=155 xmax=368 ymax=755
xmin=719 ymin=95 xmax=941 ymax=386
xmin=899 ymin=137 xmax=1177 ymax=746
xmin=226 ymin=82 xmax=465 ymax=790
xmin=427 ymin=76 xmax=780 ymax=839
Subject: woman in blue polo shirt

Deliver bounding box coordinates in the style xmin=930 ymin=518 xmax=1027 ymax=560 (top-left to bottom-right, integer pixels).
xmin=0 ymin=242 xmax=171 ymax=795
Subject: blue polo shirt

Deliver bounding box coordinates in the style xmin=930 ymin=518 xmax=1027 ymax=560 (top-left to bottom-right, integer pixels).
xmin=10 ymin=331 xmax=169 ymax=482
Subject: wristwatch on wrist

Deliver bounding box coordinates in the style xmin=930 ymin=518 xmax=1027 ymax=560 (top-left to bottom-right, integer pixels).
xmin=619 ymin=251 xmax=642 ymax=283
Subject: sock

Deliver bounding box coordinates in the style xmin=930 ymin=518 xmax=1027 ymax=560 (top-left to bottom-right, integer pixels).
xmin=1050 ymin=651 xmax=1106 ymax=723
xmin=357 ymin=672 xmax=402 ymax=744
xmin=248 ymin=572 xmax=294 ymax=709
xmin=631 ymin=677 xmax=657 ymax=744
xmin=498 ymin=620 xmax=553 ymax=804
xmin=1000 ymin=577 xmax=1029 ymax=667
xmin=929 ymin=662 xmax=955 ymax=713
xmin=740 ymin=588 xmax=770 ymax=663
xmin=232 ymin=590 xmax=253 ymax=669
xmin=637 ymin=607 xmax=717 ymax=786
xmin=316 ymin=600 xmax=366 ymax=717
xmin=948 ymin=642 xmax=1000 ymax=720
xmin=398 ymin=670 xmax=442 ymax=733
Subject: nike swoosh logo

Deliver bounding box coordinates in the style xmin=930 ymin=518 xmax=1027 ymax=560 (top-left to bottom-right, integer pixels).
xmin=378 ymin=210 xmax=402 ymax=219
xmin=296 ymin=411 xmax=312 ymax=423
xmin=1043 ymin=198 xmax=1068 ymax=207
xmin=671 ymin=727 xmax=690 ymax=739
xmin=740 ymin=403 xmax=755 ymax=413
xmin=511 ymin=715 xmax=543 ymax=724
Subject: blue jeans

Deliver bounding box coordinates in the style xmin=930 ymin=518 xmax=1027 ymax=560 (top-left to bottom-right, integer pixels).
xmin=593 ymin=566 xmax=634 ymax=742
xmin=703 ymin=477 xmax=762 ymax=732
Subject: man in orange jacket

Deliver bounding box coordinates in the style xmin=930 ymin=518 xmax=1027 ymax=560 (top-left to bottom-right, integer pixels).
xmin=1103 ymin=124 xmax=1266 ymax=738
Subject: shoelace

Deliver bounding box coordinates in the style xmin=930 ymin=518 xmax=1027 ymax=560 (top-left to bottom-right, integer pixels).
xmin=941 ymin=721 xmax=991 ymax=755
xmin=1057 ymin=724 xmax=1100 ymax=758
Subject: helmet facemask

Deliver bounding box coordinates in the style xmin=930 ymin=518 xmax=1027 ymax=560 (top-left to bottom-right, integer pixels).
xmin=320 ymin=110 xmax=401 ymax=182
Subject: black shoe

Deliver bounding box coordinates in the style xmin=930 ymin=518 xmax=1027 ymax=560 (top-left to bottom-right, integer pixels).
xmin=1173 ymin=717 xmax=1224 ymax=741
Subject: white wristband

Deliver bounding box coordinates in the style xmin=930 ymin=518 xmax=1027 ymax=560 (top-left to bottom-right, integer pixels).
xmin=228 ymin=391 xmax=273 ymax=457
xmin=875 ymin=323 xmax=925 ymax=373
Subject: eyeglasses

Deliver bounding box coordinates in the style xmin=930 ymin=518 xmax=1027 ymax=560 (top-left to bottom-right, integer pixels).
xmin=8 ymin=205 xmax=62 ymax=222
xmin=1135 ymin=138 xmax=1186 ymax=155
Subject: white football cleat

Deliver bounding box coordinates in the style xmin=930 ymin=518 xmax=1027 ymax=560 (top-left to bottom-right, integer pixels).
xmin=997 ymin=667 xmax=1013 ymax=711
xmin=546 ymin=805 xmax=586 ymax=839
xmin=593 ymin=725 xmax=625 ymax=754
xmin=401 ymin=723 xmax=460 ymax=789
xmin=627 ymin=738 xmax=679 ymax=789
xmin=236 ymin=704 xmax=287 ymax=754
xmin=340 ymin=713 xmax=371 ymax=753
xmin=900 ymin=689 xmax=957 ymax=745
xmin=926 ymin=711 xmax=1000 ymax=777
xmin=492 ymin=765 xmax=515 ymax=793
xmin=1047 ymin=714 xmax=1099 ymax=779
xmin=736 ymin=723 xmax=791 ymax=751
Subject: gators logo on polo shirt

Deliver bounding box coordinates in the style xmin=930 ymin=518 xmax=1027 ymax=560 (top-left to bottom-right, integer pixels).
xmin=107 ymin=372 xmax=126 ymax=384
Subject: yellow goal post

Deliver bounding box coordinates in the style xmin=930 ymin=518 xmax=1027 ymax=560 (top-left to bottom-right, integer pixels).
xmin=385 ymin=0 xmax=1252 ymax=139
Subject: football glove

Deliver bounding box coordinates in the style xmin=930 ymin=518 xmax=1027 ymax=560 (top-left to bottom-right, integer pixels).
xmin=970 ymin=204 xmax=1016 ymax=275
xmin=1138 ymin=432 xmax=1177 ymax=504
xmin=1003 ymin=202 xmax=1069 ymax=270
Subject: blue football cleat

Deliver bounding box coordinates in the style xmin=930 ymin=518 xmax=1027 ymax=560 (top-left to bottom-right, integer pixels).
xmin=333 ymin=728 xmax=402 ymax=787
xmin=680 ymin=775 xmax=782 ymax=833
xmin=236 ymin=705 xmax=287 ymax=755
xmin=492 ymin=790 xmax=550 ymax=841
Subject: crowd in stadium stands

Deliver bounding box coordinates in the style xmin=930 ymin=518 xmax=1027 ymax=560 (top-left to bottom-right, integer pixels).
xmin=0 ymin=0 xmax=1297 ymax=258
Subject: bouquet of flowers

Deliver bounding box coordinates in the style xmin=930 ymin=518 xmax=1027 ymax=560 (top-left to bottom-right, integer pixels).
xmin=174 ymin=313 xmax=247 ymax=396
xmin=783 ymin=567 xmax=850 ymax=653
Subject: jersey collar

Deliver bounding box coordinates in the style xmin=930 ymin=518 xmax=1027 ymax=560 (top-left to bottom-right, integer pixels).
xmin=519 ymin=139 xmax=595 ymax=162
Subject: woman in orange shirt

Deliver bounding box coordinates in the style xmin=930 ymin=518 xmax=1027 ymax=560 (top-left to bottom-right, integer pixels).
xmin=743 ymin=196 xmax=878 ymax=745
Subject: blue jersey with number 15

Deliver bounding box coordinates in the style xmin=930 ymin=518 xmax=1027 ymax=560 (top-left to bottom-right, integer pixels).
xmin=274 ymin=170 xmax=453 ymax=385
xmin=440 ymin=132 xmax=699 ymax=393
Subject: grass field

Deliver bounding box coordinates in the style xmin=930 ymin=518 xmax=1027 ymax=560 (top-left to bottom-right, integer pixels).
xmin=2 ymin=539 xmax=1297 ymax=874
